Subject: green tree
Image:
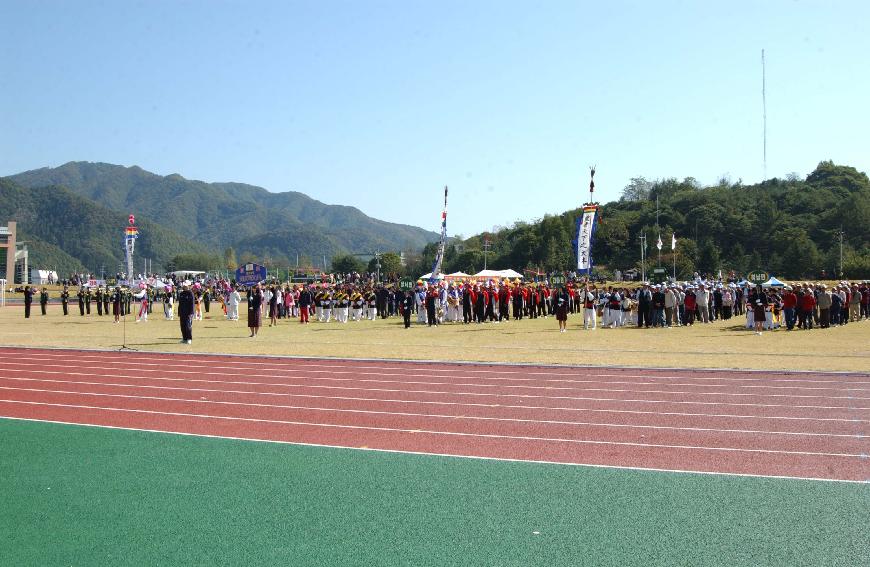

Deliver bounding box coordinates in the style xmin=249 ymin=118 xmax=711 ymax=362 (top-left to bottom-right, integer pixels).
xmin=697 ymin=240 xmax=720 ymax=276
xmin=368 ymin=252 xmax=404 ymax=278
xmin=223 ymin=247 xmax=237 ymax=270
xmin=170 ymin=253 xmax=223 ymax=271
xmin=620 ymin=177 xmax=653 ymax=202
xmin=331 ymin=254 xmax=365 ymax=274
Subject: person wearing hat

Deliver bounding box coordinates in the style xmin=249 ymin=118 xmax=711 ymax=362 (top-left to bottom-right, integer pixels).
xmin=781 ymin=285 xmax=798 ymax=330
xmin=135 ymin=286 xmax=149 ymax=323
xmin=111 ymin=286 xmax=122 ymax=323
xmin=683 ymin=286 xmax=697 ymax=325
xmin=94 ymin=286 xmax=103 ymax=316
xmin=298 ymin=284 xmax=312 ymax=323
xmin=553 ymin=283 xmax=570 ymax=333
xmin=177 ymin=282 xmax=195 ymax=344
xmin=748 ymin=285 xmax=768 ymax=335
xmin=695 ymin=283 xmax=710 ymax=323
xmin=76 ymin=286 xmax=86 ymax=317
xmin=60 ymin=286 xmax=70 ymax=316
xmin=462 ymin=283 xmax=474 ymax=323
xmin=816 ymin=284 xmax=832 ymax=328
xmin=164 ymin=286 xmax=176 ymax=320
xmin=512 ymin=281 xmax=524 ymax=320
xmin=664 ymin=285 xmax=677 ymax=327
xmin=797 ymin=284 xmax=815 ymax=330
xmin=636 ymin=283 xmax=651 ymax=328
xmin=848 ymin=284 xmax=862 ymax=322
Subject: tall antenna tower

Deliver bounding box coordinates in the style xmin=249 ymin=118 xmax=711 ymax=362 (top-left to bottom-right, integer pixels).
xmin=762 ymin=49 xmax=767 ymax=181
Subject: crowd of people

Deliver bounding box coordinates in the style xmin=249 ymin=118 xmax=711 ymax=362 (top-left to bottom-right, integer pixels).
xmin=20 ymin=272 xmax=869 ymax=344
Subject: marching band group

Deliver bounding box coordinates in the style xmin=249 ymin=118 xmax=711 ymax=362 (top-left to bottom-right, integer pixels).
xmin=21 ymin=277 xmax=869 ymax=340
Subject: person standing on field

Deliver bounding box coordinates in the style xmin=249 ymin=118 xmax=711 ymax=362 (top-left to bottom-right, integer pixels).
xmin=177 ymin=282 xmax=195 ymax=344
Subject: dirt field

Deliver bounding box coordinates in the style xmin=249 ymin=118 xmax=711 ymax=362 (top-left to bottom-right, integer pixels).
xmin=1 ymin=303 xmax=867 ymax=372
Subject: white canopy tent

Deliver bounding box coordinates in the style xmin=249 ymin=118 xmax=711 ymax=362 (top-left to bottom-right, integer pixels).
xmin=29 ymin=269 xmax=58 ymax=285
xmin=498 ymin=269 xmax=523 ymax=279
xmin=761 ymin=276 xmax=786 ymax=288
xmin=472 ymin=269 xmax=524 ymax=280
xmin=444 ymin=271 xmax=469 ymax=282
xmin=418 ymin=272 xmax=446 ymax=280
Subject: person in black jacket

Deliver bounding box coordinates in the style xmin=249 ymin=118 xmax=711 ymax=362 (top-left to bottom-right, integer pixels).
xmin=298 ymin=285 xmax=312 ymax=324
xmin=401 ymin=291 xmax=414 ymax=328
xmin=111 ymin=287 xmax=122 ymax=323
xmin=177 ymin=282 xmax=195 ymax=344
xmin=77 ymin=287 xmax=85 ymax=316
xmin=39 ymin=288 xmax=48 ymax=315
xmin=553 ymin=286 xmax=570 ymax=333
xmin=248 ymin=284 xmax=263 ymax=337
xmin=23 ymin=286 xmax=33 ymax=318
xmin=637 ymin=283 xmax=652 ymax=328
xmin=60 ymin=286 xmax=70 ymax=316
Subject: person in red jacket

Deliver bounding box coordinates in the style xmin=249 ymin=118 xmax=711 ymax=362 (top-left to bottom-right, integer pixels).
xmin=799 ymin=288 xmax=816 ymax=330
xmin=781 ymin=286 xmax=798 ymax=330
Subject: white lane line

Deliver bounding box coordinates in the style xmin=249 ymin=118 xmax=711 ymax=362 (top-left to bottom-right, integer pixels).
xmin=4 ymin=385 xmax=864 ymax=440
xmin=3 ymin=375 xmax=865 ymax=424
xmin=0 ymin=399 xmax=864 ymax=459
xmin=11 ymin=353 xmax=870 ymax=386
xmin=2 ymin=416 xmax=864 ymax=484
xmin=4 ymin=364 xmax=868 ymax=401
xmin=3 ymin=369 xmax=868 ymax=412
xmin=9 ymin=357 xmax=869 ymax=392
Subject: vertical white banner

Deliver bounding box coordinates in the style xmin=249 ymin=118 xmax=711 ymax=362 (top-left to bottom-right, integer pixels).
xmin=576 ymin=206 xmax=597 ymax=272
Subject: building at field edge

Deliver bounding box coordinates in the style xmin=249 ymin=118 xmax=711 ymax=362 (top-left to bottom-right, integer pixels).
xmin=1 ymin=221 xmax=28 ymax=284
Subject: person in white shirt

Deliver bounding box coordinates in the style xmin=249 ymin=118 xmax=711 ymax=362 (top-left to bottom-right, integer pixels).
xmin=582 ymin=284 xmax=597 ymax=330
xmin=696 ymin=284 xmax=710 ymax=323
xmin=227 ymin=287 xmax=241 ymax=320
xmin=163 ymin=289 xmax=174 ymax=320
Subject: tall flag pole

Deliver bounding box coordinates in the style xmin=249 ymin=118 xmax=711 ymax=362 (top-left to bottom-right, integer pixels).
xmin=574 ymin=167 xmax=599 ymax=277
xmin=671 ymin=233 xmax=677 ymax=280
xmin=124 ymin=214 xmax=139 ymax=283
xmin=428 ymin=186 xmax=448 ymax=284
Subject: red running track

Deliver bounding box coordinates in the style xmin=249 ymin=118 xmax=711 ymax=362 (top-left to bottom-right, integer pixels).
xmin=0 ymin=347 xmax=867 ymax=482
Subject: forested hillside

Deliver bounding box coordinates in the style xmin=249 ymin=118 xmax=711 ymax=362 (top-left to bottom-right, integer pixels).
xmin=7 ymin=162 xmax=438 ymax=263
xmin=0 ymin=179 xmax=209 ymax=276
xmin=411 ymin=162 xmax=870 ymax=279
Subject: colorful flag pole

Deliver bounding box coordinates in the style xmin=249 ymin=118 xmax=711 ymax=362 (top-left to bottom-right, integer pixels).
xmin=124 ymin=214 xmax=139 ymax=283
xmin=428 ymin=186 xmax=448 ymax=284
xmin=574 ymin=167 xmax=599 ymax=276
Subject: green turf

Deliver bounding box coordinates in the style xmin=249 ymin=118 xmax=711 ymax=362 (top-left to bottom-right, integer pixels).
xmin=1 ymin=419 xmax=867 ymax=566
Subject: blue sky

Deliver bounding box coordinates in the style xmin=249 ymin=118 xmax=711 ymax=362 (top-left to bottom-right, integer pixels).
xmin=1 ymin=1 xmax=868 ymax=237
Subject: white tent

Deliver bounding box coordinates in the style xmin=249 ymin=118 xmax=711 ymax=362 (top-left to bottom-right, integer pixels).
xmin=761 ymin=276 xmax=786 ymax=288
xmin=419 ymin=272 xmax=445 ymax=280
xmin=473 ymin=269 xmax=504 ymax=279
xmin=473 ymin=269 xmax=524 ymax=280
xmin=29 ymin=269 xmax=58 ymax=285
xmin=498 ymin=269 xmax=523 ymax=279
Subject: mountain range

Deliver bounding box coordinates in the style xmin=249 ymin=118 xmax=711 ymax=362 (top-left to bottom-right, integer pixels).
xmin=3 ymin=162 xmax=439 ymax=275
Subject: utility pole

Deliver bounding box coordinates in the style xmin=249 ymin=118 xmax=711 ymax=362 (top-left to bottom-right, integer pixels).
xmin=639 ymin=234 xmax=647 ymax=282
xmin=762 ymin=48 xmax=767 ymax=181
xmin=375 ymin=249 xmax=381 ymax=282
xmin=655 ymin=196 xmax=661 ymax=268
xmin=838 ymin=228 xmax=844 ymax=278
xmin=483 ymin=238 xmax=492 ymax=270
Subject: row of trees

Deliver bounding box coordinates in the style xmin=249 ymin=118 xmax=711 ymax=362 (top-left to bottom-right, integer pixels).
xmin=165 ymin=161 xmax=869 ymax=282
xmin=409 ymin=161 xmax=869 ymax=280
